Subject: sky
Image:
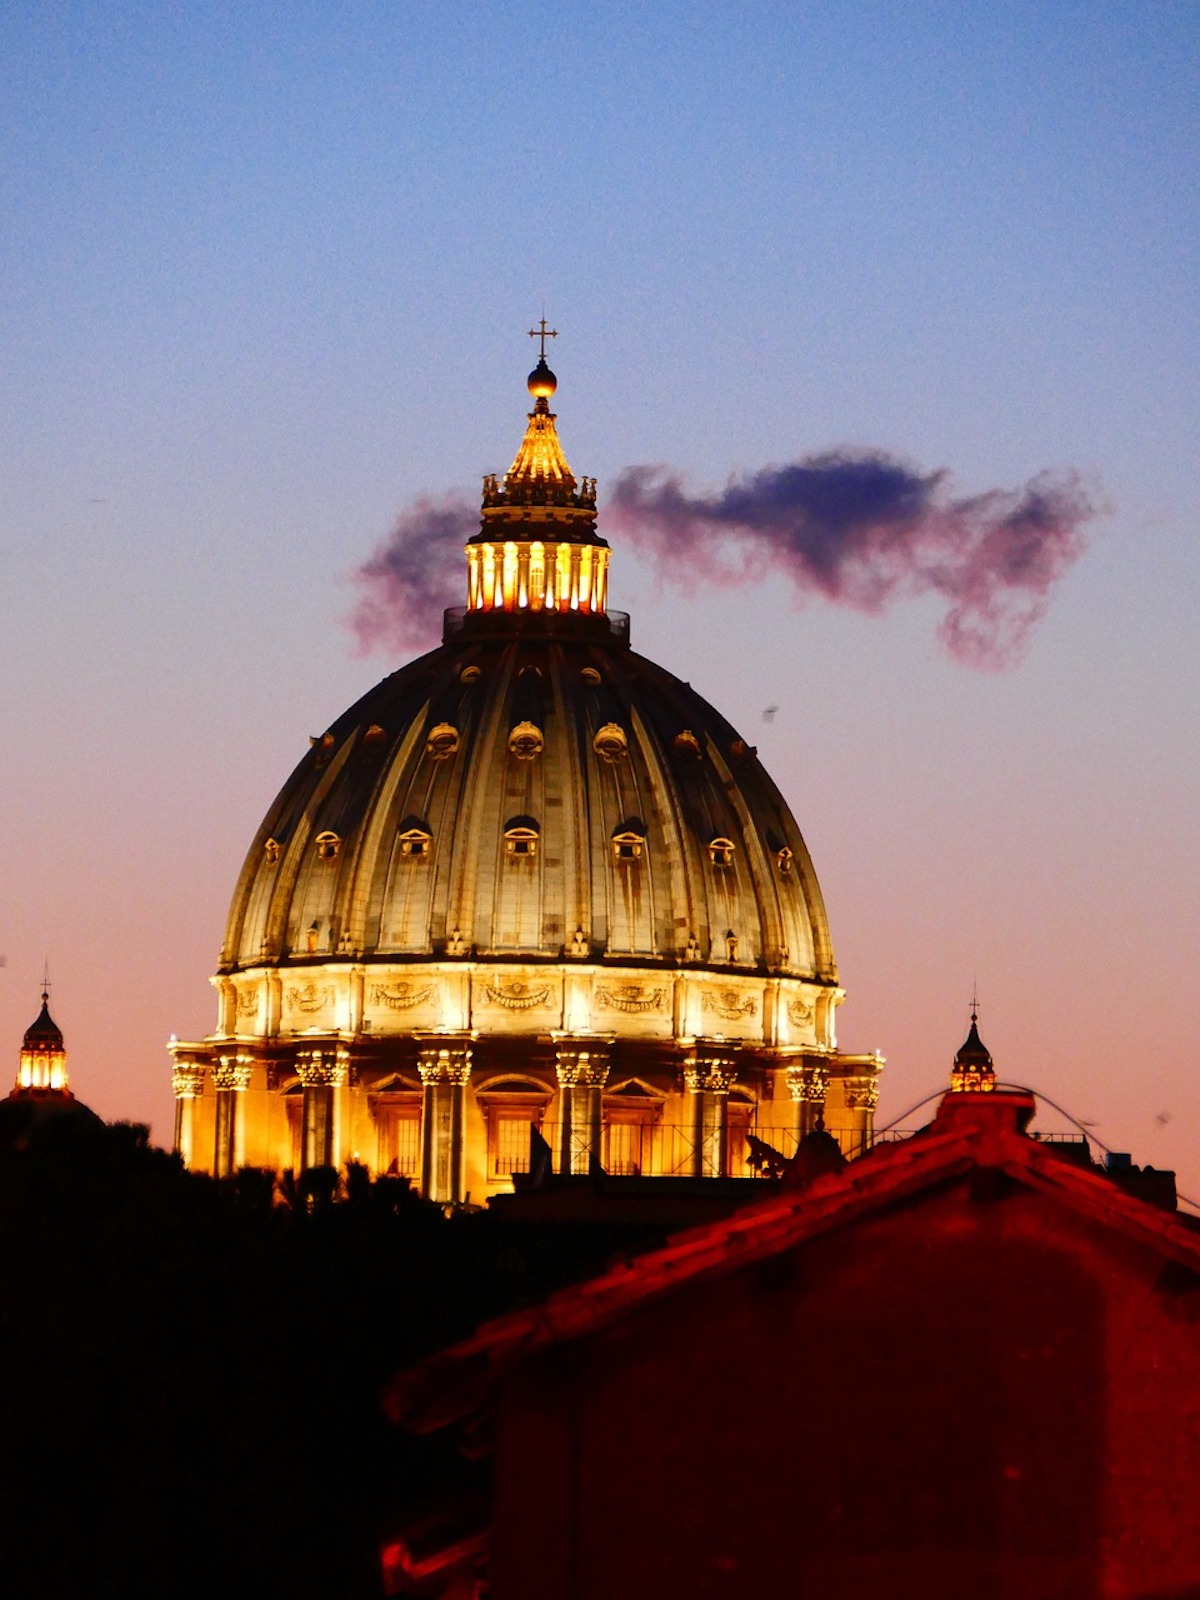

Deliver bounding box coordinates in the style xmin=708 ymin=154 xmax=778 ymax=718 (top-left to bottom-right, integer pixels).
xmin=2 ymin=3 xmax=1198 ymax=1189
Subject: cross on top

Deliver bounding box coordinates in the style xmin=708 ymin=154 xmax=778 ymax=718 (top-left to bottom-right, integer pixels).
xmin=528 ymin=318 xmax=558 ymax=358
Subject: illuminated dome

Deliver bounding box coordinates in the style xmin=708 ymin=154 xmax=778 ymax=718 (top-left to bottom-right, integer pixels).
xmin=171 ymin=341 xmax=882 ymax=1195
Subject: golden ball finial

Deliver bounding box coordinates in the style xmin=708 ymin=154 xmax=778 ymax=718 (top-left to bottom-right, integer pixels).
xmin=527 ymin=357 xmax=558 ymax=399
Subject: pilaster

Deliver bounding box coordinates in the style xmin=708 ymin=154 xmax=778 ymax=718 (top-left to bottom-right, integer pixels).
xmin=417 ymin=1037 xmax=474 ymax=1204
xmin=295 ymin=1045 xmax=349 ymax=1172
xmin=170 ymin=1059 xmax=206 ymax=1169
xmin=683 ymin=1045 xmax=738 ymax=1178
xmin=212 ymin=1053 xmax=252 ymax=1177
xmin=786 ymin=1057 xmax=830 ymax=1139
xmin=553 ymin=1037 xmax=612 ymax=1175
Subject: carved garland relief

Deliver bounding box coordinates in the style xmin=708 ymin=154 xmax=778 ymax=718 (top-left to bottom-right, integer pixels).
xmin=371 ymin=982 xmax=438 ymax=1011
xmin=595 ymin=984 xmax=667 ymax=1015
xmin=481 ymin=980 xmax=553 ymax=1012
xmin=285 ymin=983 xmax=335 ymax=1015
xmin=702 ymin=988 xmax=758 ymax=1021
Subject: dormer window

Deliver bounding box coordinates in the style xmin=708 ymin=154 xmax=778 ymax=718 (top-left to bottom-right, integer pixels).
xmin=508 ymin=720 xmax=544 ymax=760
xmin=709 ymin=837 xmax=736 ymax=868
xmin=612 ymin=818 xmax=647 ymax=862
xmin=504 ymin=817 xmax=540 ymax=858
xmin=593 ymin=723 xmax=628 ymax=763
xmin=426 ymin=723 xmax=460 ymax=760
xmin=315 ymin=831 xmax=341 ymax=861
xmin=776 ymin=846 xmax=794 ymax=877
xmin=363 ymin=723 xmax=387 ymax=749
xmin=674 ymin=729 xmax=702 ymax=761
xmin=398 ymin=823 xmax=432 ymax=858
xmin=263 ymin=837 xmax=281 ymax=863
xmin=309 ymin=732 xmax=336 ymax=767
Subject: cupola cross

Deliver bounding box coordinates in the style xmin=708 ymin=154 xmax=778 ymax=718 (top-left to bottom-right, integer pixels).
xmin=528 ymin=318 xmax=558 ymax=358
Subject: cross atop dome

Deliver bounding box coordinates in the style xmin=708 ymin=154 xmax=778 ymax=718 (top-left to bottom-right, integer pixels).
xmin=528 ymin=318 xmax=558 ymax=358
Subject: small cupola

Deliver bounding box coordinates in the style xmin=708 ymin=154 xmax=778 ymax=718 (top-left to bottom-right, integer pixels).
xmin=16 ymin=987 xmax=69 ymax=1095
xmin=949 ymin=1003 xmax=995 ymax=1094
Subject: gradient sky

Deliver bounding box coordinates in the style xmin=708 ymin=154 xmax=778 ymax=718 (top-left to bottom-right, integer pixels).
xmin=3 ymin=4 xmax=1198 ymax=1190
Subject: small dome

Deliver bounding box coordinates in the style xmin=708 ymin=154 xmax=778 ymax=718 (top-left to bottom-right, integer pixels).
xmin=23 ymin=994 xmax=63 ymax=1052
xmin=954 ymin=1015 xmax=992 ymax=1073
xmin=527 ymin=357 xmax=557 ymax=398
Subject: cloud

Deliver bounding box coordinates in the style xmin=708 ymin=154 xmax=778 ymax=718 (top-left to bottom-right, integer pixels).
xmin=347 ymin=494 xmax=475 ymax=655
xmin=348 ymin=452 xmax=1101 ymax=668
xmin=607 ymin=452 xmax=1099 ymax=668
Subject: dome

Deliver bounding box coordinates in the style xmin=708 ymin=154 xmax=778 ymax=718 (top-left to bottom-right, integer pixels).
xmin=219 ymin=621 xmax=834 ymax=981
xmin=173 ymin=341 xmax=882 ymax=1197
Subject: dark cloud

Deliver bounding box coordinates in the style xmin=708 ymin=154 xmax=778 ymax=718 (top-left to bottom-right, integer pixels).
xmin=607 ymin=452 xmax=1099 ymax=667
xmin=348 ymin=453 xmax=1101 ymax=668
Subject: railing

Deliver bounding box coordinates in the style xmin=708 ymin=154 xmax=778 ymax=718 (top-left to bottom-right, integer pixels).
xmin=442 ymin=606 xmax=631 ymax=646
xmin=505 ymin=1120 xmax=890 ymax=1180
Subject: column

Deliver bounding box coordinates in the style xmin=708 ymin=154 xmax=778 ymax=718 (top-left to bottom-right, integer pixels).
xmin=786 ymin=1057 xmax=830 ymax=1141
xmin=554 ymin=1040 xmax=611 ymax=1175
xmin=170 ymin=1060 xmax=205 ymax=1169
xmin=683 ymin=1047 xmax=738 ymax=1177
xmin=211 ymin=1054 xmax=252 ymax=1178
xmin=418 ymin=1041 xmax=473 ymax=1204
xmin=295 ymin=1046 xmax=349 ymax=1172
xmin=842 ymin=1074 xmax=881 ymax=1158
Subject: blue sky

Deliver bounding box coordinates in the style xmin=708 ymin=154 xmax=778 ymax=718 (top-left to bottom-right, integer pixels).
xmin=2 ymin=4 xmax=1198 ymax=1183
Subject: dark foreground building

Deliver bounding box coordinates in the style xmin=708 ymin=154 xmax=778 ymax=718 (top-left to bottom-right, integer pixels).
xmin=385 ymin=1063 xmax=1199 ymax=1600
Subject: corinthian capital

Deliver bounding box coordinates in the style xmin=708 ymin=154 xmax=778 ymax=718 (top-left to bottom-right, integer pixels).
xmin=683 ymin=1051 xmax=738 ymax=1095
xmin=417 ymin=1044 xmax=472 ymax=1087
xmin=212 ymin=1055 xmax=253 ymax=1092
xmin=786 ymin=1062 xmax=829 ymax=1105
xmin=294 ymin=1047 xmax=349 ymax=1089
xmin=171 ymin=1064 xmax=206 ymax=1100
xmin=555 ymin=1044 xmax=611 ymax=1089
xmin=843 ymin=1077 xmax=880 ymax=1112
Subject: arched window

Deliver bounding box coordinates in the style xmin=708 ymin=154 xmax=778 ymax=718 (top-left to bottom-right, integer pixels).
xmin=315 ymin=831 xmax=341 ymax=861
xmin=709 ymin=836 xmax=736 ymax=867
